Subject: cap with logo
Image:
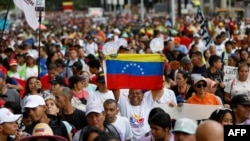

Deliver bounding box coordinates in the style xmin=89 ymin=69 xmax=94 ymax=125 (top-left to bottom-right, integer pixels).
xmin=0 ymin=108 xmax=22 ymax=124
xmin=24 ymin=95 xmax=45 ymax=108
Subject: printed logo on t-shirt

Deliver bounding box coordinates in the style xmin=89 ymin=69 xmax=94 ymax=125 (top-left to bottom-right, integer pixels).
xmin=129 ymin=114 xmax=144 ymax=128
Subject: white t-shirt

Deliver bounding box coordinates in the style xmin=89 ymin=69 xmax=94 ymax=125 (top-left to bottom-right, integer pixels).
xmin=224 ymin=78 xmax=250 ymax=98
xmin=25 ymin=66 xmax=38 ymax=80
xmin=154 ymin=88 xmax=177 ymax=105
xmin=87 ymin=90 xmax=115 ymax=105
xmin=118 ymin=92 xmax=154 ymax=141
xmin=84 ymin=42 xmax=98 ymax=55
xmin=112 ymin=116 xmax=133 ymax=140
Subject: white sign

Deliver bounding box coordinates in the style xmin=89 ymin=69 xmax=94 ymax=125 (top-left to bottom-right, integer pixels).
xmin=149 ymin=38 xmax=164 ymax=53
xmin=154 ymin=103 xmax=221 ymax=120
xmin=223 ymin=65 xmax=250 ymax=85
xmin=223 ymin=66 xmax=238 ymax=85
xmin=87 ymin=8 xmax=103 ymax=17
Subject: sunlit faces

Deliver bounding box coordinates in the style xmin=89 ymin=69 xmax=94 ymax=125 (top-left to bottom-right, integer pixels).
xmin=128 ymin=89 xmax=143 ymax=106
xmin=195 ymin=81 xmax=207 ymax=95
xmin=103 ymin=102 xmax=119 ymax=123
xmin=45 ymin=99 xmax=59 ymax=116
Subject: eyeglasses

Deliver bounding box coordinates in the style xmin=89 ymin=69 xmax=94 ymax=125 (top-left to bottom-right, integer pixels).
xmin=196 ymin=83 xmax=207 ymax=88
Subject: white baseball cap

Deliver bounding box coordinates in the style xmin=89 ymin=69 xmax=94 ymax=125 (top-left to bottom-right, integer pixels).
xmin=173 ymin=118 xmax=198 ymax=134
xmin=24 ymin=95 xmax=45 ymax=108
xmin=193 ymin=75 xmax=207 ymax=86
xmin=85 ymin=102 xmax=104 ymax=116
xmin=0 ymin=108 xmax=22 ymax=124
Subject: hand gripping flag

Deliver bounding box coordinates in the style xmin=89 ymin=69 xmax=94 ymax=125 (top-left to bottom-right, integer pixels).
xmin=104 ymin=54 xmax=165 ymax=90
xmin=13 ymin=0 xmax=39 ymax=30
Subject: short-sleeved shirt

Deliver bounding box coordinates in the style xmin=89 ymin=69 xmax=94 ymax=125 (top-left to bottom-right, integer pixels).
xmin=224 ymin=78 xmax=250 ymax=98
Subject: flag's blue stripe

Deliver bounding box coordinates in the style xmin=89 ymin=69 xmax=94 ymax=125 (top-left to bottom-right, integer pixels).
xmin=106 ymin=60 xmax=164 ymax=76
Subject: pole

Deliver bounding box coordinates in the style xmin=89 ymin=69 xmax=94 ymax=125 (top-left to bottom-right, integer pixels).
xmin=128 ymin=0 xmax=131 ymax=16
xmin=140 ymin=0 xmax=144 ymax=22
xmin=0 ymin=0 xmax=11 ymax=47
xmin=171 ymin=0 xmax=175 ymax=28
xmin=35 ymin=0 xmax=45 ymax=79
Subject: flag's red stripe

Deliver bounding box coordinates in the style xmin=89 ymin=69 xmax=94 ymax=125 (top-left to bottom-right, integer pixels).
xmin=106 ymin=74 xmax=163 ymax=90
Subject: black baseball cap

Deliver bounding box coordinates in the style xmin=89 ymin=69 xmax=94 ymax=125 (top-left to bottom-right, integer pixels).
xmin=96 ymin=71 xmax=105 ymax=83
xmin=49 ymin=75 xmax=66 ymax=86
xmin=230 ymin=94 xmax=250 ymax=108
xmin=70 ymin=61 xmax=83 ymax=70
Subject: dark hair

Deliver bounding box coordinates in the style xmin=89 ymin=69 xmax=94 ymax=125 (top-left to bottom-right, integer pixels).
xmin=4 ymin=101 xmax=22 ymax=114
xmin=148 ymin=107 xmax=165 ymax=123
xmin=209 ymin=108 xmax=236 ymax=125
xmin=208 ymin=55 xmax=221 ymax=66
xmin=190 ymin=51 xmax=202 ymax=58
xmin=94 ymin=132 xmax=119 ymax=141
xmin=103 ymin=99 xmax=118 ymax=107
xmin=47 ymin=62 xmax=58 ymax=70
xmin=148 ymin=112 xmax=172 ymax=130
xmin=203 ymin=49 xmax=210 ymax=60
xmin=87 ymin=59 xmax=101 ymax=69
xmin=81 ymin=126 xmax=104 ymax=141
xmin=23 ymin=76 xmax=41 ymax=97
xmin=225 ymin=40 xmax=233 ymax=46
xmin=177 ymin=70 xmax=192 ymax=84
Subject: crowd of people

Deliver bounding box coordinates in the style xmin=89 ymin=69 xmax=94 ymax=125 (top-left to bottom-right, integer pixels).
xmin=0 ymin=10 xmax=250 ymax=141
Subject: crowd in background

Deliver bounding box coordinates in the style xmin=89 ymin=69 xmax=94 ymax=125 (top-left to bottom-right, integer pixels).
xmin=0 ymin=11 xmax=250 ymax=141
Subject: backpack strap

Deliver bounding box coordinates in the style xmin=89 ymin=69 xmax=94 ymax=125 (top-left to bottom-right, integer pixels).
xmin=104 ymin=123 xmax=120 ymax=140
xmin=79 ymin=126 xmax=89 ymax=141
xmin=65 ymin=59 xmax=70 ymax=78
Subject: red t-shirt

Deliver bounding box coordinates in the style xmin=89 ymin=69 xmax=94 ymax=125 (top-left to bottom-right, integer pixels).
xmin=0 ymin=66 xmax=7 ymax=75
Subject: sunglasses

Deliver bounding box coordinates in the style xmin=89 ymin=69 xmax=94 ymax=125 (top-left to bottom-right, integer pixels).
xmin=196 ymin=83 xmax=207 ymax=88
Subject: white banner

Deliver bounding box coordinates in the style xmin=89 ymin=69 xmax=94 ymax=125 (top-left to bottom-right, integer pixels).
xmin=154 ymin=103 xmax=221 ymax=120
xmin=13 ymin=0 xmax=39 ymax=30
xmin=223 ymin=66 xmax=238 ymax=85
xmin=197 ymin=7 xmax=213 ymax=49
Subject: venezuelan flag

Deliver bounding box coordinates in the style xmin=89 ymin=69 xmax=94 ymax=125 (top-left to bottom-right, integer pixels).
xmin=105 ymin=54 xmax=165 ymax=90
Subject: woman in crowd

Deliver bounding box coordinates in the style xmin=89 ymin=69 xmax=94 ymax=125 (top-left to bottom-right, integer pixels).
xmin=203 ymin=49 xmax=211 ymax=68
xmin=80 ymin=70 xmax=97 ymax=94
xmin=171 ymin=70 xmax=194 ymax=102
xmin=187 ymin=76 xmax=221 ymax=105
xmin=224 ymin=63 xmax=250 ymax=103
xmin=143 ymin=112 xmax=174 ymax=141
xmin=209 ymin=107 xmax=236 ymax=125
xmin=238 ymin=49 xmax=250 ymax=66
xmin=227 ymin=54 xmax=239 ymax=67
xmin=22 ymin=76 xmax=42 ymax=102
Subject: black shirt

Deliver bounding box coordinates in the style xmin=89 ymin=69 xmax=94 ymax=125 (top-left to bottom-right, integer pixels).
xmin=62 ymin=108 xmax=88 ymax=131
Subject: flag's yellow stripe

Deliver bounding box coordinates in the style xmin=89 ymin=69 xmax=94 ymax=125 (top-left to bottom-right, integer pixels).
xmin=106 ymin=54 xmax=165 ymax=62
xmin=63 ymin=2 xmax=73 ymax=5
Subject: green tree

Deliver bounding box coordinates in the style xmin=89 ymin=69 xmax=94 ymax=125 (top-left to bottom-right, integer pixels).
xmin=0 ymin=0 xmax=14 ymax=11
